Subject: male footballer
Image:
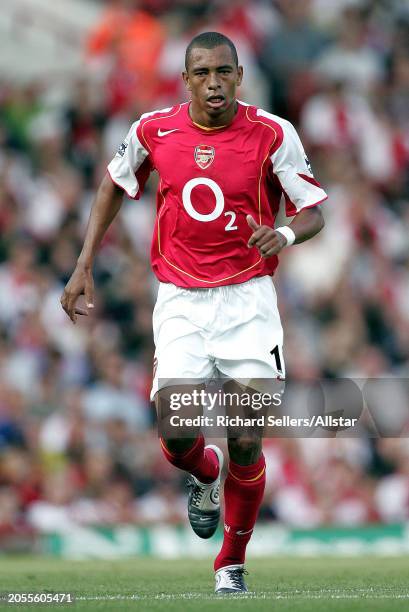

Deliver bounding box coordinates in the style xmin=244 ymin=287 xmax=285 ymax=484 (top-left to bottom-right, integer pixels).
xmin=61 ymin=32 xmax=327 ymax=593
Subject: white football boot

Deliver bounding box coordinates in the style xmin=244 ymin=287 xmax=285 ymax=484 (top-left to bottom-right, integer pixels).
xmin=215 ymin=564 xmax=249 ymax=594
xmin=186 ymin=445 xmax=223 ymax=539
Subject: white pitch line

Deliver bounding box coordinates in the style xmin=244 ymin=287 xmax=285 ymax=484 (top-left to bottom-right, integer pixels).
xmin=75 ymin=590 xmax=409 ymax=601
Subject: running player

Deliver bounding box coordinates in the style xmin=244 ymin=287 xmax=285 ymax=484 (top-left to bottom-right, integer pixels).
xmin=61 ymin=32 xmax=327 ymax=594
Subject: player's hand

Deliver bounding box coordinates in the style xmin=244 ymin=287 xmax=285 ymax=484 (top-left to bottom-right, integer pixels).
xmin=60 ymin=264 xmax=94 ymax=324
xmin=246 ymin=215 xmax=287 ymax=258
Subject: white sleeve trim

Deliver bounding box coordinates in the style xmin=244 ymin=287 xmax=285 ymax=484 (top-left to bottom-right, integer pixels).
xmin=107 ymin=120 xmax=149 ymax=199
xmin=270 ymin=118 xmax=327 ymax=214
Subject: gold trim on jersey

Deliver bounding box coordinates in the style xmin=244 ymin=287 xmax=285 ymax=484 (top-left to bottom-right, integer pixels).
xmin=191 ymin=120 xmax=228 ymax=131
xmin=157 ymin=177 xmax=262 ymax=284
xmin=154 ymin=103 xmax=279 ymax=285
xmin=244 ymin=106 xmax=279 ymax=227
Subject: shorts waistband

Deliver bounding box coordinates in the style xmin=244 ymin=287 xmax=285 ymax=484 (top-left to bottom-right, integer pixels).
xmin=159 ymin=275 xmax=272 ymax=297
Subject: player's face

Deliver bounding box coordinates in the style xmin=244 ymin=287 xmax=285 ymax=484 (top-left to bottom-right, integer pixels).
xmin=183 ymin=45 xmax=243 ymax=127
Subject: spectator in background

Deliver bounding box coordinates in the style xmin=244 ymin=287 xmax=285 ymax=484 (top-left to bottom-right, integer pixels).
xmin=82 ymin=351 xmax=150 ymax=431
xmin=0 ymin=0 xmax=409 ymax=543
xmin=314 ymin=4 xmax=383 ymax=94
xmin=259 ymin=0 xmax=328 ymax=120
xmin=86 ymin=0 xmax=166 ymax=113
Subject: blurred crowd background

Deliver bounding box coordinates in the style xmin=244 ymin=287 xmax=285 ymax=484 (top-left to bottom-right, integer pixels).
xmin=1 ymin=0 xmax=409 ymax=550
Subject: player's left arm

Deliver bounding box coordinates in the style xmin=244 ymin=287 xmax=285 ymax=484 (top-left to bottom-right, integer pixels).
xmin=284 ymin=205 xmax=325 ymax=244
xmin=248 ymin=118 xmax=327 ymax=258
xmin=247 ymin=205 xmax=324 ymax=258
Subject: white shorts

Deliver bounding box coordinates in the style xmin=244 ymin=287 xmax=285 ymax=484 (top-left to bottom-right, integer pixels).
xmin=151 ymin=275 xmax=285 ymax=399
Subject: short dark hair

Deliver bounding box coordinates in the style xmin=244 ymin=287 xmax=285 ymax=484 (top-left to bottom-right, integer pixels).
xmin=185 ymin=32 xmax=239 ymax=70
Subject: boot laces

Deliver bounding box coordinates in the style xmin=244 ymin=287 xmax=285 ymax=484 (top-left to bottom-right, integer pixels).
xmin=226 ymin=567 xmax=248 ymax=589
xmin=187 ymin=478 xmax=204 ymax=506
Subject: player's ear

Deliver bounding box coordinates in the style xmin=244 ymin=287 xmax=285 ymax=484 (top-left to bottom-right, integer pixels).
xmin=236 ymin=65 xmax=243 ymax=87
xmin=182 ymin=71 xmax=191 ymax=91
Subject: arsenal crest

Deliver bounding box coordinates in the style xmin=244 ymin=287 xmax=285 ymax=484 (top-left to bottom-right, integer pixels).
xmin=194 ymin=145 xmax=215 ymax=169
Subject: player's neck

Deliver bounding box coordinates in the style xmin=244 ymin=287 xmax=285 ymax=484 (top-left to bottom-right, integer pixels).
xmin=189 ymin=100 xmax=238 ymax=129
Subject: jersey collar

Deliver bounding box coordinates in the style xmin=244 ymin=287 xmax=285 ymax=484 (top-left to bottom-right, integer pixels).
xmin=186 ymin=100 xmax=244 ymax=133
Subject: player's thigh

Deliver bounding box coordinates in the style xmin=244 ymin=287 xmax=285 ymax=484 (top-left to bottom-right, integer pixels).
xmin=222 ymin=379 xmax=264 ymax=464
xmin=215 ymin=277 xmax=285 ymax=383
xmin=151 ymin=285 xmax=215 ymax=445
xmin=151 ymin=320 xmax=216 ymax=400
xmin=151 ymin=283 xmax=216 ymax=400
xmin=155 ymin=382 xmax=206 ymax=448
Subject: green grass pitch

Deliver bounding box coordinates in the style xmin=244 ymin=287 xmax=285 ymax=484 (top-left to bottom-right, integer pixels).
xmin=1 ymin=556 xmax=408 ymax=611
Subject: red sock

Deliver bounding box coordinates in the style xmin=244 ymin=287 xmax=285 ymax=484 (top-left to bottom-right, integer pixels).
xmin=214 ymin=454 xmax=266 ymax=571
xmin=160 ymin=435 xmax=219 ymax=484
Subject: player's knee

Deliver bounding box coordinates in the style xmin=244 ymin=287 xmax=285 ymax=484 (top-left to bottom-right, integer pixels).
xmin=161 ymin=437 xmax=198 ymax=456
xmin=228 ymin=435 xmax=262 ymax=465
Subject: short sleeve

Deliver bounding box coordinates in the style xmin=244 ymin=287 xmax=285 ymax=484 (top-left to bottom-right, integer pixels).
xmin=270 ymin=120 xmax=327 ymax=216
xmin=107 ymin=121 xmax=150 ymax=199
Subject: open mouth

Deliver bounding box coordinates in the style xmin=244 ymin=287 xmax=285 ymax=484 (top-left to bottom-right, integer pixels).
xmin=206 ymin=95 xmax=225 ymax=109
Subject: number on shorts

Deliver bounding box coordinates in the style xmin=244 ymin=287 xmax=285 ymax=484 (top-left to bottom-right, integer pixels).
xmin=270 ymin=345 xmax=283 ymax=373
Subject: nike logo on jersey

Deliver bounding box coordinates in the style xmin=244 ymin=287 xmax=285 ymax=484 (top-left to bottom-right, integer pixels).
xmin=158 ymin=128 xmax=179 ymax=137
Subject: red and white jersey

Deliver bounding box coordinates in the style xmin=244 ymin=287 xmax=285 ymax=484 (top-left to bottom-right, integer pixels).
xmin=107 ymin=101 xmax=327 ymax=288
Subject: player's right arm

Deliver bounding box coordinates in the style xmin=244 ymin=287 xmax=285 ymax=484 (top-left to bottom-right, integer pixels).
xmin=61 ymin=119 xmax=151 ymax=323
xmin=60 ymin=175 xmax=124 ymax=323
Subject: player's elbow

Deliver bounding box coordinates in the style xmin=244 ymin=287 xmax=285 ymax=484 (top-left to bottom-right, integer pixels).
xmin=96 ymin=173 xmax=125 ymax=212
xmin=101 ymin=172 xmax=124 ymax=198
xmin=313 ymin=205 xmax=325 ymax=235
xmin=318 ymin=211 xmax=325 ymax=233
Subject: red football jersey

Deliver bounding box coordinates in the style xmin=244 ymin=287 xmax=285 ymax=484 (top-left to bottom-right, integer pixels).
xmin=108 ymin=101 xmax=327 ymax=288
